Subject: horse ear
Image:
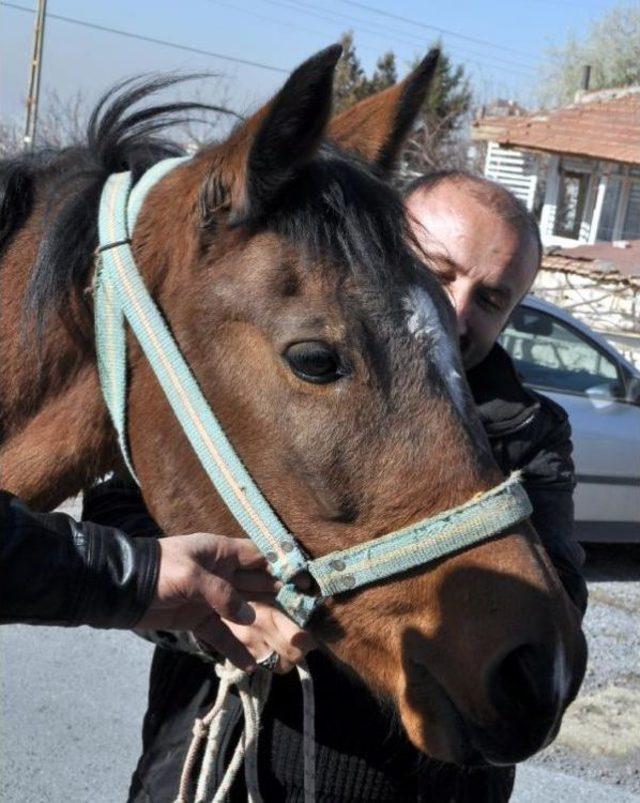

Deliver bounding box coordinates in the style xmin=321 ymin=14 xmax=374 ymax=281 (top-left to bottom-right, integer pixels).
xmin=211 ymin=44 xmax=342 ymax=221
xmin=329 ymin=49 xmax=440 ymax=172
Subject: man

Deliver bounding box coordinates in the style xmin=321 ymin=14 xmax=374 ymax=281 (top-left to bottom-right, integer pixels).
xmin=405 ymin=171 xmax=586 ymax=610
xmin=82 ymin=172 xmax=587 ymax=802
xmin=0 ymin=487 xmax=309 ymax=672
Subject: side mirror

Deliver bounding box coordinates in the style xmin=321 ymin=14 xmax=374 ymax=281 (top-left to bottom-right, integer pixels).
xmin=586 ymin=382 xmax=623 ymax=403
xmin=510 ymin=307 xmax=554 ymax=337
xmin=627 ymin=376 xmax=640 ymax=405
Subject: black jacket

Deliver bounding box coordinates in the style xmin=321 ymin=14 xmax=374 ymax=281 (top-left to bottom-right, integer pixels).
xmin=0 ymin=491 xmax=158 ymax=628
xmin=467 ymin=343 xmax=587 ymax=614
xmin=0 ymin=343 xmax=586 ymax=631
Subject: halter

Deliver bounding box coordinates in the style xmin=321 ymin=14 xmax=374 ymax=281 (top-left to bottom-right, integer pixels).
xmin=94 ymin=158 xmax=533 ymax=628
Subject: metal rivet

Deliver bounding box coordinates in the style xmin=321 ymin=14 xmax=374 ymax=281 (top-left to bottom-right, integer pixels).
xmin=329 ymin=559 xmax=346 ymax=572
xmin=342 ymin=575 xmax=356 ymax=589
xmin=280 ymin=541 xmax=294 ymax=553
xmin=265 ymin=552 xmax=278 ymax=563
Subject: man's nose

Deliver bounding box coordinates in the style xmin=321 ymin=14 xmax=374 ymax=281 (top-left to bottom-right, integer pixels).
xmin=450 ymin=292 xmax=471 ymax=338
xmin=456 ymin=310 xmax=469 ymax=338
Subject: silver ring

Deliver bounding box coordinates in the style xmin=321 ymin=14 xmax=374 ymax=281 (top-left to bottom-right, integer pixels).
xmin=257 ymin=651 xmax=280 ymax=672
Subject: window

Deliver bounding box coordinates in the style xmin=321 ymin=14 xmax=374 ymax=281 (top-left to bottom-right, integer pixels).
xmin=596 ymin=177 xmax=622 ymax=241
xmin=500 ymin=307 xmax=622 ymax=399
xmin=594 ymin=169 xmax=640 ymax=243
xmin=622 ymin=180 xmax=640 ymax=240
xmin=554 ymin=169 xmax=589 ymax=239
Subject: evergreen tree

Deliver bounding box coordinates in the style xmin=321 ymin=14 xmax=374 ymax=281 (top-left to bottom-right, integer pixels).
xmin=333 ymin=32 xmax=366 ymax=113
xmin=403 ymin=47 xmax=473 ymax=176
xmin=334 ymin=35 xmax=397 ymax=111
xmin=333 ymin=32 xmax=473 ymax=174
xmin=365 ymin=52 xmax=397 ymax=94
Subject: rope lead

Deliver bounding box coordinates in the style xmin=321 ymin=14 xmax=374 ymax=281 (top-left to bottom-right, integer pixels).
xmin=175 ymin=659 xmax=315 ymax=803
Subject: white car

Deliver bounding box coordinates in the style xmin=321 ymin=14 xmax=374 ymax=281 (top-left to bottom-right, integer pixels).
xmin=500 ymin=295 xmax=640 ymax=543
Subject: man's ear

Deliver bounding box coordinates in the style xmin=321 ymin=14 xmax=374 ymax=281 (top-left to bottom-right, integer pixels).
xmin=329 ymin=49 xmax=439 ymax=172
xmin=203 ymin=44 xmax=342 ymax=223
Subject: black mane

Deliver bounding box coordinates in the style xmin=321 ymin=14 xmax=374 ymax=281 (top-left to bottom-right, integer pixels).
xmin=1 ymin=75 xmax=427 ymax=342
xmin=0 ymin=76 xmax=233 ymax=335
xmin=263 ymin=145 xmax=422 ymax=297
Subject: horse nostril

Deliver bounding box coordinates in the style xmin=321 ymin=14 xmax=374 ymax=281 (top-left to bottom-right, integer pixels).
xmin=470 ymin=643 xmax=566 ymax=765
xmin=488 ymin=644 xmax=558 ymax=721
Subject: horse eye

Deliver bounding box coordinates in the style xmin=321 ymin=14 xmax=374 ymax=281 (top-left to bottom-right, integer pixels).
xmin=284 ymin=342 xmax=345 ymax=384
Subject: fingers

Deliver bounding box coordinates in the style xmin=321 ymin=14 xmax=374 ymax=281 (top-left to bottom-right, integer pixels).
xmin=239 ymin=591 xmax=284 ymax=604
xmin=188 ymin=534 xmax=271 ymax=576
xmin=224 ymin=602 xmax=316 ymax=674
xmin=194 ymin=617 xmax=257 ymax=673
xmin=196 ymin=572 xmax=256 ymax=626
xmin=233 ymin=570 xmax=280 ymax=595
xmin=218 ymin=537 xmax=269 ymax=570
xmin=261 ymin=607 xmax=316 ymax=671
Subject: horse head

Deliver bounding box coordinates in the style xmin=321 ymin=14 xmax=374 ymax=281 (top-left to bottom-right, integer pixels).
xmin=122 ymin=46 xmax=586 ymax=766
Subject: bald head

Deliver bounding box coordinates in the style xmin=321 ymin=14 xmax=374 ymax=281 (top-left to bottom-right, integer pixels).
xmin=404 ymin=172 xmax=541 ymax=369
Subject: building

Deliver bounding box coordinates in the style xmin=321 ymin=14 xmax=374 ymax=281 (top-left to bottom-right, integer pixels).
xmin=472 ymin=86 xmax=640 ymax=365
xmin=472 ymin=86 xmax=640 ymax=247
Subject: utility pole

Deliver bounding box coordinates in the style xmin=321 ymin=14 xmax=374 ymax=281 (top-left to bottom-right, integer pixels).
xmin=23 ymin=0 xmax=47 ymax=151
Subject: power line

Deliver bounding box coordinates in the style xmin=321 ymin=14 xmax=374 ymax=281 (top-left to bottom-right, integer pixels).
xmin=256 ymin=0 xmax=537 ymax=75
xmin=337 ymin=0 xmax=540 ymax=61
xmin=2 ymin=0 xmax=537 ymax=98
xmin=521 ymin=0 xmax=576 ymax=7
xmin=1 ymin=2 xmax=289 ymax=74
xmin=208 ymin=0 xmax=388 ymax=58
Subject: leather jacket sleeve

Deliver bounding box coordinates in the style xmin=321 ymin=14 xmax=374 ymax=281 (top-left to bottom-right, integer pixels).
xmin=468 ymin=344 xmax=588 ymax=617
xmin=515 ymin=394 xmax=588 ymax=616
xmin=0 ymin=489 xmax=159 ymax=628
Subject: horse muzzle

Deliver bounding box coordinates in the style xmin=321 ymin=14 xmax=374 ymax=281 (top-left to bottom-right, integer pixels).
xmin=401 ymin=627 xmax=587 ymax=766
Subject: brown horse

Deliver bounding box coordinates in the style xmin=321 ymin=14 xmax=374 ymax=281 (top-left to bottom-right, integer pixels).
xmin=0 ymin=46 xmax=585 ymax=766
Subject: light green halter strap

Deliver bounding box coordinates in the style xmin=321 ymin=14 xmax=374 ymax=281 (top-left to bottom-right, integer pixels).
xmin=94 ymin=158 xmax=533 ymax=627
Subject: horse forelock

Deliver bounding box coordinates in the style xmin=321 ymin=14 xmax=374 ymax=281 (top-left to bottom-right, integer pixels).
xmin=241 ymin=147 xmax=470 ymax=409
xmin=0 ymin=75 xmax=235 ymax=342
xmin=257 ymin=145 xmax=420 ymax=293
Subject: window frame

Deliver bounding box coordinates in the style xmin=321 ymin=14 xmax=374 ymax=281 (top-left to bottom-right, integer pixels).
xmin=502 ymin=306 xmax=628 ymax=402
xmin=594 ymin=165 xmax=640 ymax=243
xmin=621 ymin=177 xmax=640 ymax=241
xmin=553 ymin=168 xmax=590 ymax=239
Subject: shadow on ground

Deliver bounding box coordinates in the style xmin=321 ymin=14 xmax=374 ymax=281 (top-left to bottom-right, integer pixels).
xmin=583 ymin=543 xmax=640 ymax=582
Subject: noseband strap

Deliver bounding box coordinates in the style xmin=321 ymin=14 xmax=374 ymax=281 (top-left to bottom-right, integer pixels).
xmin=95 ymin=160 xmax=532 ymax=627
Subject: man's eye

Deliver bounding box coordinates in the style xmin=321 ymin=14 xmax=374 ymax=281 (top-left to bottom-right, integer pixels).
xmin=433 ymin=268 xmax=454 ymax=285
xmin=478 ymin=292 xmax=503 ymax=312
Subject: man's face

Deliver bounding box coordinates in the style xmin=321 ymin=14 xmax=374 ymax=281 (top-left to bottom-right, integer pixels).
xmin=406 ymin=182 xmax=539 ymax=369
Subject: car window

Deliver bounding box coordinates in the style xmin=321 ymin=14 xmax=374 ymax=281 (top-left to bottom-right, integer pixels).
xmin=500 ymin=307 xmax=623 ymax=398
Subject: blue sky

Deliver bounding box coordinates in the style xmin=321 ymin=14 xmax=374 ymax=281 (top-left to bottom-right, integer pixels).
xmin=0 ymin=0 xmax=622 ymax=130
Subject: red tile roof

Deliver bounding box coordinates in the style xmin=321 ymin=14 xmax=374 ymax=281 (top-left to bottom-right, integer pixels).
xmin=554 ymin=240 xmax=640 ymax=278
xmin=472 ymin=88 xmax=640 ymax=165
xmin=541 ymin=240 xmax=640 ymax=287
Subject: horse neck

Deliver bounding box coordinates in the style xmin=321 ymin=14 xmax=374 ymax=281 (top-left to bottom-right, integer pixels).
xmin=0 ymin=205 xmax=117 ymax=508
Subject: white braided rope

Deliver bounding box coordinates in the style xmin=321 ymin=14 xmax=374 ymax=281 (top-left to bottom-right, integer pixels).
xmin=175 ymin=659 xmax=315 ymax=803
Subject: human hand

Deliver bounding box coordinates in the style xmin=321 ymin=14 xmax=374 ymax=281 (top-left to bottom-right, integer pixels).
xmin=211 ymin=600 xmax=316 ymax=674
xmin=136 ymin=532 xmax=278 ymax=671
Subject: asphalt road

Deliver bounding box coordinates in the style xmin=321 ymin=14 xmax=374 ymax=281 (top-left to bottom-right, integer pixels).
xmin=2 ymin=621 xmax=638 ymax=803
xmin=2 ymin=504 xmax=639 ymax=802
xmin=1 ymin=626 xmax=153 ymax=803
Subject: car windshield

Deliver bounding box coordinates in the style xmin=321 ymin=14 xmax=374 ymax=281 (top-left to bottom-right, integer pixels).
xmin=500 ymin=306 xmax=621 ymax=398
